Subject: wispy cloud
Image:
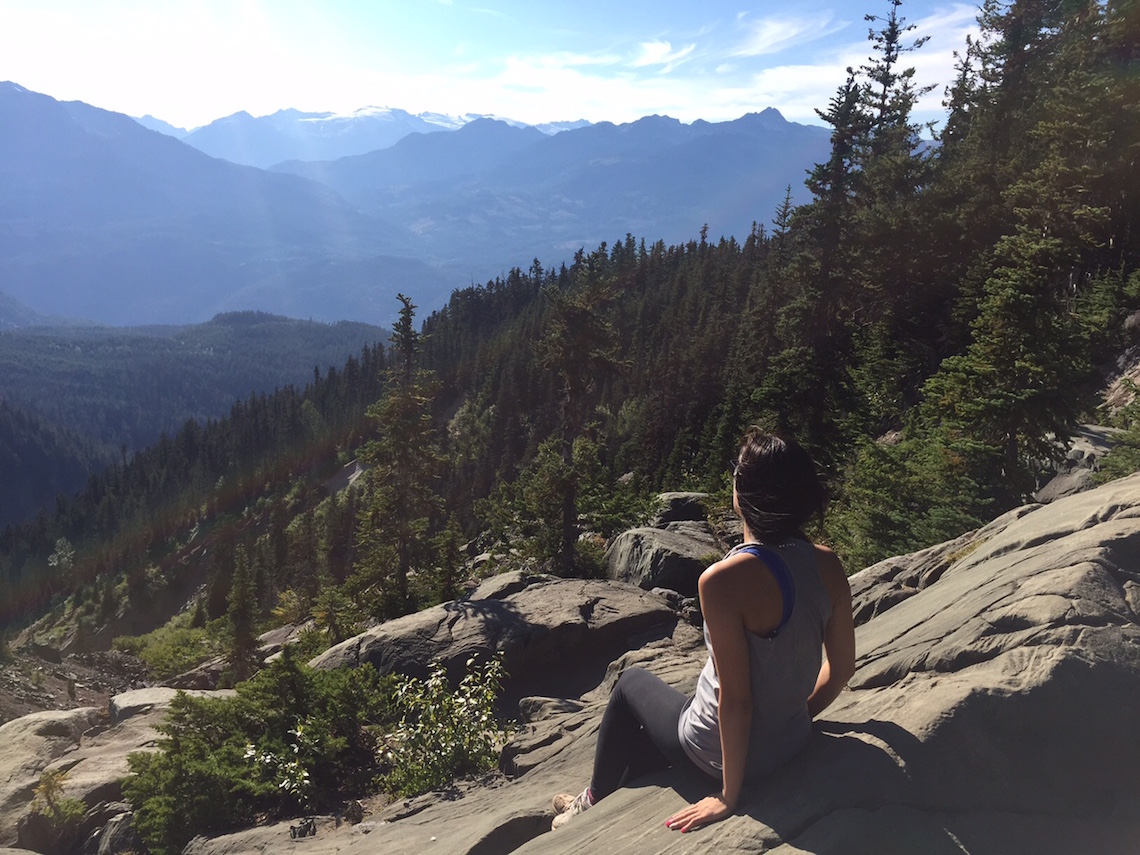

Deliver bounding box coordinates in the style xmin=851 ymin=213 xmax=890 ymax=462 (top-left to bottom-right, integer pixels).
xmin=730 ymin=13 xmax=851 ymax=58
xmin=470 ymin=6 xmax=509 ymax=18
xmin=630 ymin=40 xmax=696 ymax=73
xmin=540 ymin=51 xmax=622 ymax=68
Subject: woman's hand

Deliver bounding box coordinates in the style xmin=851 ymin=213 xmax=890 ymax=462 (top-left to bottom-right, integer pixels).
xmin=664 ymin=794 xmax=733 ymax=833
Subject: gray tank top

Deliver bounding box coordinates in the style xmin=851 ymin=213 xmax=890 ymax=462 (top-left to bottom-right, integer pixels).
xmin=677 ymin=538 xmax=833 ymax=780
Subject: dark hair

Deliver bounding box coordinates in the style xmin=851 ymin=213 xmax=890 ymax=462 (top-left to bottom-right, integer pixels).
xmin=733 ymin=429 xmax=825 ymax=543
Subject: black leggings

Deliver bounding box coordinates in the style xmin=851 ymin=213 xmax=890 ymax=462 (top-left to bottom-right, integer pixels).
xmin=590 ymin=667 xmax=697 ymax=800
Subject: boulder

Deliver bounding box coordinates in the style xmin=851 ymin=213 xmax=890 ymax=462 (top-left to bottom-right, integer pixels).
xmin=1034 ymin=423 xmax=1122 ymax=503
xmin=0 ymin=689 xmax=231 ymax=849
xmin=46 ymin=689 xmax=235 ymax=808
xmin=193 ymin=471 xmax=1140 ymax=855
xmin=0 ymin=708 xmax=101 ymax=846
xmin=650 ymin=492 xmax=710 ymax=526
xmin=163 ymin=655 xmax=228 ymax=690
xmin=604 ymin=525 xmax=718 ymax=597
xmin=87 ymin=807 xmax=144 ymax=855
xmin=310 ymin=571 xmax=679 ymax=705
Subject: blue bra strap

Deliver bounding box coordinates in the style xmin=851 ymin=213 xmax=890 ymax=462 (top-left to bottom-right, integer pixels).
xmin=736 ymin=544 xmax=796 ymax=636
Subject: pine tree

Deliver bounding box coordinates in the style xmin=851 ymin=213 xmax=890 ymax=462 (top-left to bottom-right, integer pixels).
xmin=535 ymin=258 xmax=621 ymax=575
xmin=921 ymin=0 xmax=1125 ymax=503
xmin=226 ymin=544 xmax=258 ymax=683
xmin=353 ymin=295 xmax=443 ymax=616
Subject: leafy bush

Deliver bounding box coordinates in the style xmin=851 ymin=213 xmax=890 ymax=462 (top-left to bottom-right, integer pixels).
xmin=124 ymin=648 xmax=397 ymax=855
xmin=384 ymin=656 xmax=507 ymax=796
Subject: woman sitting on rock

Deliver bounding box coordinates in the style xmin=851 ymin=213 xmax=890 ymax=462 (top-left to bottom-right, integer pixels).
xmin=551 ymin=429 xmax=856 ymax=833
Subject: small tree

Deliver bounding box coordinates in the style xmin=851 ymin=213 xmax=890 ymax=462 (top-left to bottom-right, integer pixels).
xmin=31 ymin=768 xmax=87 ymax=841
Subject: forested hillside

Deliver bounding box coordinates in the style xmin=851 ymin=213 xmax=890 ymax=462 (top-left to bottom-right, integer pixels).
xmin=0 ymin=312 xmax=388 ymax=528
xmin=0 ymin=312 xmax=388 ymax=449
xmin=0 ymin=401 xmax=113 ymax=532
xmin=2 ymin=0 xmax=1138 ymax=675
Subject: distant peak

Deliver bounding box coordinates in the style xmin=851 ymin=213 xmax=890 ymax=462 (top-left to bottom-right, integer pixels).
xmin=730 ymin=109 xmax=789 ymax=130
xmin=1 ymin=81 xmax=29 ymax=93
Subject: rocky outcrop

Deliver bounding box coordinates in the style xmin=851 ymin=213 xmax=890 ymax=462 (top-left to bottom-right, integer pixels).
xmin=310 ymin=571 xmax=679 ymax=704
xmin=0 ymin=689 xmax=231 ymax=851
xmin=191 ymin=472 xmax=1140 ymax=855
xmin=604 ymin=526 xmax=719 ymax=597
xmin=1034 ymin=423 xmax=1122 ymax=503
xmin=650 ymin=492 xmax=710 ymax=526
xmin=9 ymin=474 xmax=1140 ymax=854
xmin=605 ymin=491 xmax=723 ymax=597
xmin=0 ymin=709 xmax=101 ymax=846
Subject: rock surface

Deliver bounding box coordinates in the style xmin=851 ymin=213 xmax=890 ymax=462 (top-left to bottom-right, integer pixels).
xmin=604 ymin=525 xmax=719 ymax=597
xmin=310 ymin=571 xmax=679 ymax=704
xmin=9 ymin=475 xmax=1140 ymax=854
xmin=1034 ymin=423 xmax=1122 ymax=503
xmin=650 ymin=492 xmax=711 ymax=526
xmin=190 ymin=472 xmax=1140 ymax=855
xmin=0 ymin=708 xmax=101 ymax=846
xmin=0 ymin=689 xmax=230 ymax=850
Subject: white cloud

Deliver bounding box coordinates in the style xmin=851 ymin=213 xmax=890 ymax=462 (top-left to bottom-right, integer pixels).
xmin=630 ymin=40 xmax=696 ymax=72
xmin=731 ymin=13 xmax=851 ymax=58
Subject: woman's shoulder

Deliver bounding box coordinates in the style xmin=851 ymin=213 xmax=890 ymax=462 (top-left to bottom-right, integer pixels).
xmin=808 ymin=543 xmax=852 ymax=605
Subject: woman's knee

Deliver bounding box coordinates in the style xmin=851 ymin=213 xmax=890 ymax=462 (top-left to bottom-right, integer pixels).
xmin=612 ymin=667 xmax=653 ymax=701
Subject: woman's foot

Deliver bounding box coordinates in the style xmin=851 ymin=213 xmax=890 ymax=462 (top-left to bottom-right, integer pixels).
xmin=552 ymin=792 xmax=577 ymax=813
xmin=551 ymin=787 xmax=593 ymax=830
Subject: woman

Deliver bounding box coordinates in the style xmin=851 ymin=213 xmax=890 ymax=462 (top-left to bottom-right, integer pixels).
xmin=551 ymin=429 xmax=856 ymax=833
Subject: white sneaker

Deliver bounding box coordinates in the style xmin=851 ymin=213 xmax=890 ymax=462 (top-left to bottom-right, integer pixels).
xmin=551 ymin=787 xmax=592 ymax=830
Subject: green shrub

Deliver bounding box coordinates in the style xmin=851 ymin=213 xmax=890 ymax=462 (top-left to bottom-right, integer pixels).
xmin=113 ymin=621 xmax=220 ymax=680
xmin=31 ymin=769 xmax=87 ymax=835
xmin=1095 ymin=391 xmax=1140 ymax=484
xmin=384 ymin=655 xmax=507 ymax=796
xmin=123 ymin=648 xmax=397 ymax=855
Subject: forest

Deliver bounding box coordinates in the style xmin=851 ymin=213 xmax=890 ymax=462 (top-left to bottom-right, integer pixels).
xmin=0 ymin=312 xmax=388 ymax=527
xmin=2 ymin=0 xmax=1138 ymax=667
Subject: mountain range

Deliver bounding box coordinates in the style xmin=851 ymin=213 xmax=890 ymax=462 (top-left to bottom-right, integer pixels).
xmin=273 ymin=110 xmax=831 ymax=270
xmin=1 ymin=81 xmax=832 ymax=326
xmin=0 ymin=82 xmax=454 ymax=326
xmin=139 ymin=107 xmax=592 ymax=168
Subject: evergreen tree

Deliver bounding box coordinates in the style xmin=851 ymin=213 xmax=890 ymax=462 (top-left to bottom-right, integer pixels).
xmin=535 ymin=258 xmax=621 ymax=574
xmin=227 ymin=544 xmax=258 ymax=683
xmin=921 ymin=0 xmax=1126 ymax=502
xmin=353 ymin=295 xmax=443 ymax=616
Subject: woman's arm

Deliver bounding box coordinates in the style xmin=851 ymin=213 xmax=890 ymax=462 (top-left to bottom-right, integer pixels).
xmin=666 ymin=556 xmax=753 ymax=832
xmin=807 ymin=546 xmax=855 ymax=718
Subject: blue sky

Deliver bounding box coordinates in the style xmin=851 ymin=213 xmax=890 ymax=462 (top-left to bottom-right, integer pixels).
xmin=0 ymin=0 xmax=980 ymax=129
